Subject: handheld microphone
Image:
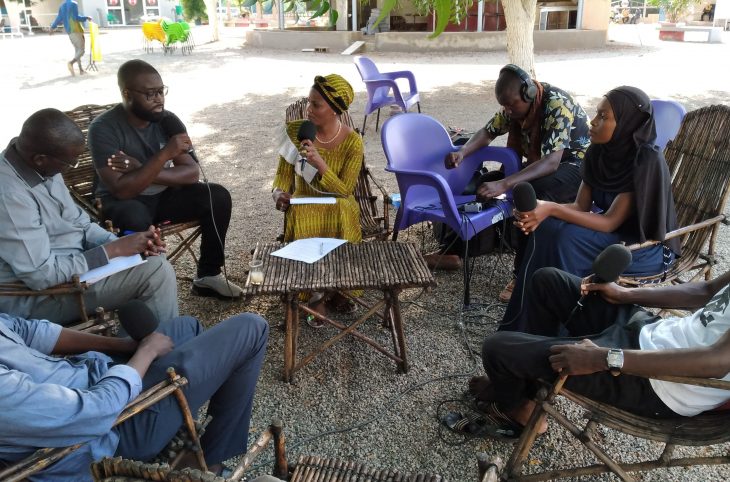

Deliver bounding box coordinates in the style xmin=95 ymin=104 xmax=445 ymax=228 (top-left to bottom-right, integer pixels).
xmin=295 ymin=120 xmax=319 ymax=183
xmin=577 ymin=244 xmax=633 ymax=308
xmin=297 ymin=120 xmax=317 ymax=155
xmin=160 ymin=115 xmax=199 ymax=164
xmin=117 ymin=300 xmax=160 ymax=341
xmin=513 ymin=182 xmax=537 ymax=212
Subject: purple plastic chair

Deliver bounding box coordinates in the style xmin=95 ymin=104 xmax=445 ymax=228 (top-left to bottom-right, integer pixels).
xmin=381 ymin=113 xmax=521 ymax=305
xmin=651 ymin=99 xmax=686 ymax=151
xmin=354 ymin=56 xmax=421 ymax=134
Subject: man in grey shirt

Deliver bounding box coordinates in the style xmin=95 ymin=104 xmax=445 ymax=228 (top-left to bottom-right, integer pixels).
xmin=0 ymin=108 xmax=178 ymax=325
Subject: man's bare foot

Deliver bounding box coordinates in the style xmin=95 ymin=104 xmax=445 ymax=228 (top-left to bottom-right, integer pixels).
xmin=468 ymin=375 xmax=492 ymax=401
xmin=79 ymin=69 xmax=86 ymax=75
xmin=67 ymin=62 xmax=75 ymax=76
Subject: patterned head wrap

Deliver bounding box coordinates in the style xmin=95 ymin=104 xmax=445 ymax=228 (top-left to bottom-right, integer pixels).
xmin=313 ymin=74 xmax=354 ymax=115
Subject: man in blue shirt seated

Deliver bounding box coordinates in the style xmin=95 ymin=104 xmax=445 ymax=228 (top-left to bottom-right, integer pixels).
xmin=0 ymin=311 xmax=269 ymax=480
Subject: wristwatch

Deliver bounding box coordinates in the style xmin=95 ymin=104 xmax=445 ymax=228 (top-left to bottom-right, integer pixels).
xmin=607 ymin=349 xmax=624 ymax=377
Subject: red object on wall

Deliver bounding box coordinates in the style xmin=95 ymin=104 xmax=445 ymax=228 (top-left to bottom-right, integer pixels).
xmin=108 ymin=0 xmax=119 ymax=6
xmin=148 ymin=0 xmax=157 ymax=5
xmin=129 ymin=0 xmax=137 ymax=5
xmin=659 ymin=29 xmax=685 ymax=41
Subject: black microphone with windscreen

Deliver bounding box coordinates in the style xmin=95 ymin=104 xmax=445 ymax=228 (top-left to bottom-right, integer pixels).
xmin=513 ymin=182 xmax=537 ymax=212
xmin=297 ymin=120 xmax=317 ymax=144
xmin=117 ymin=300 xmax=160 ymax=341
xmin=577 ymin=244 xmax=633 ymax=308
xmin=160 ymin=115 xmax=199 ymax=164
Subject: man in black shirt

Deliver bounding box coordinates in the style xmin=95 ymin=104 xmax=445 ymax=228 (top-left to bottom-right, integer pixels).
xmin=88 ymin=60 xmax=241 ymax=300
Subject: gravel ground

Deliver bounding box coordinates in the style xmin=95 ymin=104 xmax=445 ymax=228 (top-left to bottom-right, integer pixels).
xmin=2 ymin=24 xmax=730 ymax=481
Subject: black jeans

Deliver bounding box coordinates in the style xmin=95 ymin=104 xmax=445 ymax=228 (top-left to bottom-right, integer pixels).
xmin=102 ymin=182 xmax=232 ymax=278
xmin=483 ymin=267 xmax=675 ymax=418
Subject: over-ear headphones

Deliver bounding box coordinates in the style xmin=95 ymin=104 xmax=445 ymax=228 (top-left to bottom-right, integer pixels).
xmin=500 ymin=64 xmax=537 ymax=103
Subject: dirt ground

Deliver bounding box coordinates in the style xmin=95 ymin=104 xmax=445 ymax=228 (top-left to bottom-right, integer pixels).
xmin=2 ymin=23 xmax=730 ymax=480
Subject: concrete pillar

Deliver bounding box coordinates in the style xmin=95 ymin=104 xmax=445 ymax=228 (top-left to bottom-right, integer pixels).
xmin=335 ymin=0 xmax=347 ymax=31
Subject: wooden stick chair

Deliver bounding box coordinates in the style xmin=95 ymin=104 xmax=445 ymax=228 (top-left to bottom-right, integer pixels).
xmin=623 ymin=105 xmax=730 ymax=286
xmin=503 ymin=374 xmax=730 ymax=481
xmin=0 ymin=368 xmax=207 ymax=482
xmin=284 ymin=98 xmax=391 ymax=241
xmin=91 ymin=420 xmax=288 ymax=482
xmin=63 ymin=103 xmax=203 ymax=267
xmin=0 ymin=275 xmax=116 ymax=331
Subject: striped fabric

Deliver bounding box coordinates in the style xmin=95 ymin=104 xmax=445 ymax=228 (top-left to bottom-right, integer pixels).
xmin=313 ymin=74 xmax=354 ymax=115
xmin=273 ymin=120 xmax=363 ymax=244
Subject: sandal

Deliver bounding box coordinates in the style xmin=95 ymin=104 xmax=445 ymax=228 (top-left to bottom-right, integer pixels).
xmin=441 ymin=411 xmax=522 ymax=441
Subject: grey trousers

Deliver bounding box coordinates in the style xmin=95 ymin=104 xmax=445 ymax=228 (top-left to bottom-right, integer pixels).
xmin=26 ymin=255 xmax=179 ymax=325
xmin=68 ymin=32 xmax=84 ymax=63
xmin=115 ymin=313 xmax=270 ymax=465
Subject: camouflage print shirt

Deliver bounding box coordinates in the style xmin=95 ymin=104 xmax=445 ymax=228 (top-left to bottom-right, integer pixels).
xmin=485 ymin=83 xmax=590 ymax=164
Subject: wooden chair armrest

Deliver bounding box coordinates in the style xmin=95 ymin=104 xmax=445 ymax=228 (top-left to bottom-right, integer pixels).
xmin=0 ymin=369 xmax=191 ymax=482
xmin=228 ymin=420 xmax=288 ymax=481
xmin=547 ymin=373 xmax=730 ymax=400
xmin=363 ymin=163 xmax=390 ymax=201
xmin=647 ymin=374 xmax=730 ymax=391
xmin=0 ymin=276 xmax=87 ymax=297
xmin=625 ymin=214 xmax=726 ymax=251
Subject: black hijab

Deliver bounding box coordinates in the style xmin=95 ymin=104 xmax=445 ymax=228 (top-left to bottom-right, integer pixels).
xmin=582 ymin=86 xmax=681 ymax=255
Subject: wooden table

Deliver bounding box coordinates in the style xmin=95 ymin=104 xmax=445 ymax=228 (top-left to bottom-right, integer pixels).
xmin=243 ymin=241 xmax=434 ymax=382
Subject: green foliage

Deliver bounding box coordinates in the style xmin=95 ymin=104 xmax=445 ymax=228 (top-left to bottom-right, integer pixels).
xmin=180 ymin=0 xmax=208 ymax=22
xmin=374 ymin=0 xmax=476 ymax=38
xmin=647 ymin=0 xmax=701 ymax=22
xmin=282 ymin=0 xmax=337 ymax=26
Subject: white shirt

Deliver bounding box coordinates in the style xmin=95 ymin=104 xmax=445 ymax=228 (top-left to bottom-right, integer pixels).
xmin=639 ymin=283 xmax=730 ymax=416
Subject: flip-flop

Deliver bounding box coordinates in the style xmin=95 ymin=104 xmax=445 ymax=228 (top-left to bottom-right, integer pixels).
xmin=441 ymin=411 xmax=522 ymax=441
xmin=472 ymin=400 xmax=525 ymax=435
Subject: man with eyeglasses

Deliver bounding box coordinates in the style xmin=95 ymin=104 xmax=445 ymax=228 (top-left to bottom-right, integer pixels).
xmin=0 ymin=108 xmax=178 ymax=325
xmin=87 ymin=59 xmax=242 ymax=300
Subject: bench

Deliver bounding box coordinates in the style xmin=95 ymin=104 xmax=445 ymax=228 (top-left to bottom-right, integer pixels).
xmin=659 ymin=25 xmax=723 ymax=43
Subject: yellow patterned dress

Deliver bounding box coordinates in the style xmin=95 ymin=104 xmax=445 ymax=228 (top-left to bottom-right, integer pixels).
xmin=273 ymin=120 xmax=364 ymax=243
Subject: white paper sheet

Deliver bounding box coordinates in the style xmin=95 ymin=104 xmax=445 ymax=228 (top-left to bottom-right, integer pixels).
xmin=80 ymin=254 xmax=147 ymax=284
xmin=289 ymin=197 xmax=337 ymax=205
xmin=270 ymin=238 xmax=347 ymax=263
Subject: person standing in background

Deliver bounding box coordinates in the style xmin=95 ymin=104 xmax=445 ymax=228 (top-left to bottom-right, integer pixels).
xmin=50 ymin=0 xmax=92 ymax=77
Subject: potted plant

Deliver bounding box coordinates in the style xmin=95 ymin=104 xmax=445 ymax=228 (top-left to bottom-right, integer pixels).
xmin=648 ymin=0 xmax=701 ymax=24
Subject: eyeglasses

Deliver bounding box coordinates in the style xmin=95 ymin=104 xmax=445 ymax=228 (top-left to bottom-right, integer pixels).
xmin=44 ymin=154 xmax=80 ymax=169
xmin=128 ymin=86 xmax=169 ymax=101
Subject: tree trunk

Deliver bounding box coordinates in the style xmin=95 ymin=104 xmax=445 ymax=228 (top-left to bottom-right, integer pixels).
xmin=204 ymin=0 xmax=219 ymax=41
xmin=501 ymin=0 xmax=538 ymax=77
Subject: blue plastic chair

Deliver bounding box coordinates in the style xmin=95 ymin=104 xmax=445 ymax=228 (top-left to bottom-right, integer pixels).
xmin=354 ymin=56 xmax=421 ymax=134
xmin=381 ymin=113 xmax=521 ymax=305
xmin=651 ymin=99 xmax=686 ymax=151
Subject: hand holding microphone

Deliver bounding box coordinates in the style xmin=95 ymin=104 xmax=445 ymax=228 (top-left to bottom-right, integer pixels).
xmin=576 ymin=244 xmax=633 ymax=309
xmin=160 ymin=115 xmax=196 ymax=162
xmin=297 ymin=120 xmax=326 ymax=173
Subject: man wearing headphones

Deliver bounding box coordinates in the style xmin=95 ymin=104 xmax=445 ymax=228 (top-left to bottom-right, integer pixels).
xmin=443 ymin=64 xmax=590 ymax=301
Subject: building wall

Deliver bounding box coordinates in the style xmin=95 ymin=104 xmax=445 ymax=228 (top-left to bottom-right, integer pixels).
xmin=581 ymin=0 xmax=609 ymax=30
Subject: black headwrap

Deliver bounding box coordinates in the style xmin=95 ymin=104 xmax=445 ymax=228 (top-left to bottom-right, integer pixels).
xmin=582 ymin=86 xmax=681 ymax=255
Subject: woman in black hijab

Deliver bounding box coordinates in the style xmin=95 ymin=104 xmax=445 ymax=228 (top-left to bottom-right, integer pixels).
xmin=500 ymin=86 xmax=680 ymax=334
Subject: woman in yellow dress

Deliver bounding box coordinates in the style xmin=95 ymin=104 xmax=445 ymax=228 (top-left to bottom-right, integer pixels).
xmin=272 ymin=74 xmax=363 ymax=319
